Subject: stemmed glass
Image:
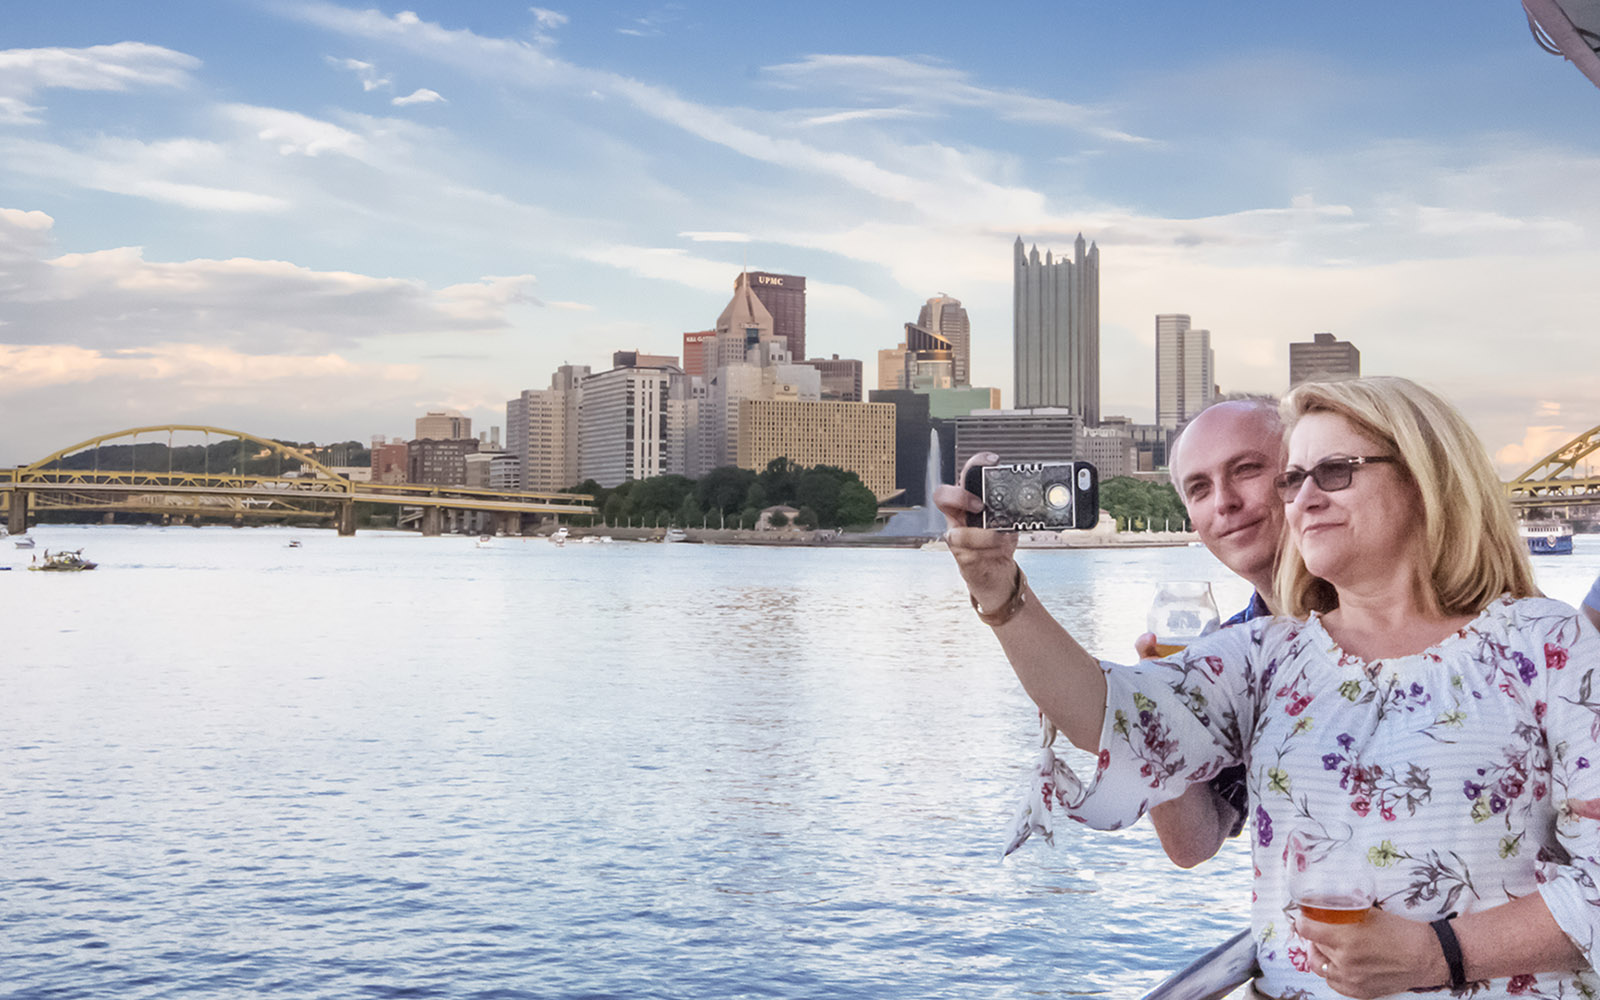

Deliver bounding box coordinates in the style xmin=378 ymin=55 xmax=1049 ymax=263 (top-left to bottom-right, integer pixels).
xmin=1147 ymin=581 xmax=1221 ymax=656
xmin=1285 ymin=826 xmax=1376 ymax=924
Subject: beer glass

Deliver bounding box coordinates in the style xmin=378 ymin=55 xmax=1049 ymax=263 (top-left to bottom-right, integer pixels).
xmin=1286 ymin=826 xmax=1376 ymax=924
xmin=1147 ymin=582 xmax=1221 ymax=657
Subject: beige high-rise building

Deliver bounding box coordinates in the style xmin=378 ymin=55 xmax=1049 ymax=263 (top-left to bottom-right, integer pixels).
xmin=878 ymin=343 xmax=909 ymax=391
xmin=1289 ymin=332 xmax=1360 ymax=386
xmin=1155 ymin=314 xmax=1215 ymax=429
xmin=713 ymin=272 xmax=785 ymax=368
xmin=736 ymin=399 xmax=897 ymax=499
xmin=506 ymin=364 xmax=589 ymax=491
xmin=918 ymin=294 xmax=971 ymax=386
xmin=415 ymin=409 xmax=471 ymax=441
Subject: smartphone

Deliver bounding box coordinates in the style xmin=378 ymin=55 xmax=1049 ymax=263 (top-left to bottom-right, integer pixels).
xmin=963 ymin=461 xmax=1099 ymax=531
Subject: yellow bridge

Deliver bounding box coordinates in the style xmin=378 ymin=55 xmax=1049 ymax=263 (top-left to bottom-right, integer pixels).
xmin=1504 ymin=424 xmax=1600 ymax=512
xmin=1 ymin=425 xmax=594 ymax=536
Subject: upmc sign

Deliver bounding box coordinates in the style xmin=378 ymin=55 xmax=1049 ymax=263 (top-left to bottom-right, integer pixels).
xmin=756 ymin=275 xmax=784 ymax=286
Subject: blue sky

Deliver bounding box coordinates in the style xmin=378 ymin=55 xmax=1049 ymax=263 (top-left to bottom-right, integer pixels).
xmin=3 ymin=1 xmax=1598 ymax=472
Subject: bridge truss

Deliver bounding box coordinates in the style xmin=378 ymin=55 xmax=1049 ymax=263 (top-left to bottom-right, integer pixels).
xmin=1506 ymin=424 xmax=1600 ymax=512
xmin=2 ymin=425 xmax=595 ymax=534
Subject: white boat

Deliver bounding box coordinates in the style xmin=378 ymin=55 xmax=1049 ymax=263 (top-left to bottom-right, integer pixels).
xmin=663 ymin=528 xmax=688 ymax=543
xmin=1520 ymin=521 xmax=1574 ymax=555
xmin=550 ymin=526 xmax=569 ymax=546
xmin=14 ymin=535 xmax=35 ymax=549
xmin=475 ymin=534 xmax=495 ymax=548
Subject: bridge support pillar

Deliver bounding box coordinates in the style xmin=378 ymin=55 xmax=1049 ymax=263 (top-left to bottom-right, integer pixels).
xmin=497 ymin=511 xmax=521 ymax=536
xmin=103 ymin=511 xmax=115 ymax=525
xmin=336 ymin=502 xmax=357 ymax=537
xmin=421 ymin=506 xmax=443 ymax=537
xmin=6 ymin=491 xmax=27 ymax=535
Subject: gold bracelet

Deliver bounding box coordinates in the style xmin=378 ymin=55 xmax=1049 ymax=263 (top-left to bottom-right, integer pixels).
xmin=971 ymin=565 xmax=1027 ymax=627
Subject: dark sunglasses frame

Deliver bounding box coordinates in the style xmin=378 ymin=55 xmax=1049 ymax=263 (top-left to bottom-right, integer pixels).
xmin=1274 ymin=456 xmax=1397 ymax=503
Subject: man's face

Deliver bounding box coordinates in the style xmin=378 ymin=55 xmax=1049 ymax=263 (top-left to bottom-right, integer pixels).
xmin=1171 ymin=403 xmax=1286 ymax=592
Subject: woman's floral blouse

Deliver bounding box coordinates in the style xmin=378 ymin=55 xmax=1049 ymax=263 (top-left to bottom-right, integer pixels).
xmin=1009 ymin=596 xmax=1600 ymax=999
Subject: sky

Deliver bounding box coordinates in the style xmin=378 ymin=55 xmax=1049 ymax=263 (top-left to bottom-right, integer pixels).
xmin=2 ymin=1 xmax=1598 ymax=474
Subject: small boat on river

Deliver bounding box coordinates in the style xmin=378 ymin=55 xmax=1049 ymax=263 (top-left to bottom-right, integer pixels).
xmin=14 ymin=535 xmax=36 ymax=549
xmin=1520 ymin=520 xmax=1574 ymax=555
xmin=29 ymin=549 xmax=97 ymax=572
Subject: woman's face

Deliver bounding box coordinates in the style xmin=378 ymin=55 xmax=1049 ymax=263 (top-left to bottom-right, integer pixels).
xmin=1284 ymin=411 xmax=1421 ymax=590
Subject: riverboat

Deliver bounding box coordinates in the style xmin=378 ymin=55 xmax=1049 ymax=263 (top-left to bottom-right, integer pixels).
xmin=14 ymin=535 xmax=35 ymax=549
xmin=663 ymin=528 xmax=688 ymax=543
xmin=29 ymin=549 xmax=97 ymax=572
xmin=1520 ymin=520 xmax=1574 ymax=555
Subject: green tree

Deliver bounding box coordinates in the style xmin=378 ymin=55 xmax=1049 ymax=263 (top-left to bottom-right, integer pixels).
xmin=795 ymin=505 xmax=819 ymax=529
xmin=758 ymin=456 xmax=801 ymax=505
xmin=677 ymin=492 xmax=702 ymax=528
xmin=738 ymin=507 xmax=759 ymax=529
xmin=768 ymin=509 xmax=790 ymax=528
xmin=602 ymin=493 xmax=626 ymax=526
xmin=836 ymin=480 xmax=879 ymax=527
xmin=743 ymin=481 xmax=769 ymax=512
xmin=696 ymin=466 xmax=756 ymax=514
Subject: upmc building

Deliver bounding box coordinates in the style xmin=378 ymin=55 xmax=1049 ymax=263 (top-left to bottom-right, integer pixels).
xmin=746 ymin=271 xmax=806 ymax=361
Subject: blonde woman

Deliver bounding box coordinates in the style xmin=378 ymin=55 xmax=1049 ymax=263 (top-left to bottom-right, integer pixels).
xmin=936 ymin=376 xmax=1600 ymax=998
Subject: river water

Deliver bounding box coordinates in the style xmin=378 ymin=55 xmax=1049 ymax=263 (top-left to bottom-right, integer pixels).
xmin=4 ymin=526 xmax=1599 ymax=999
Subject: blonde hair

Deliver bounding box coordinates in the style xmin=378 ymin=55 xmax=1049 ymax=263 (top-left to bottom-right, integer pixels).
xmin=1274 ymin=376 xmax=1537 ymax=617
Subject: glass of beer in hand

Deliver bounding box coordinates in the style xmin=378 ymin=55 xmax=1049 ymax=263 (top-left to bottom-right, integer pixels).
xmin=1147 ymin=582 xmax=1221 ymax=657
xmin=1286 ymin=826 xmax=1376 ymax=924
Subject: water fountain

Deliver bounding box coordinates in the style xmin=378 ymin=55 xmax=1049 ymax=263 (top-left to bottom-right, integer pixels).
xmin=882 ymin=428 xmax=947 ymax=538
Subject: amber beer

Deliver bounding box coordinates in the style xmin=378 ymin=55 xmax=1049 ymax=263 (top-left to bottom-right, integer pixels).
xmin=1297 ymin=893 xmax=1372 ymax=924
xmin=1151 ymin=639 xmax=1187 ymax=657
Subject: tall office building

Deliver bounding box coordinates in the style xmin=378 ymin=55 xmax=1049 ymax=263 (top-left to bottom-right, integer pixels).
xmin=918 ymin=295 xmax=971 ymax=387
xmin=713 ymin=272 xmax=782 ymax=369
xmin=506 ymin=364 xmax=588 ymax=492
xmin=736 ymin=398 xmax=896 ymax=499
xmin=1013 ymin=235 xmax=1100 ymax=423
xmin=415 ymin=409 xmax=471 ymax=441
xmin=1155 ymin=314 xmax=1216 ymax=429
xmin=796 ymin=355 xmax=863 ymax=402
xmin=1289 ymin=332 xmax=1360 ymax=386
xmin=407 ymin=437 xmax=478 ymax=486
xmin=681 ymin=331 xmax=716 ymax=378
xmin=900 ymin=322 xmax=955 ymax=390
xmin=878 ymin=343 xmax=909 ymax=391
xmin=578 ymin=364 xmax=683 ymax=488
xmin=952 ymin=409 xmax=1082 ymax=473
xmin=746 ymin=271 xmax=806 ymax=360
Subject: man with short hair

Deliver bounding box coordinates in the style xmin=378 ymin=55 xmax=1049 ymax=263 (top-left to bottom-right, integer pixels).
xmin=1136 ymin=398 xmax=1286 ymax=867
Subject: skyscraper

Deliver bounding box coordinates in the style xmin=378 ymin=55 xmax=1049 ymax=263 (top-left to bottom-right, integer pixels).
xmin=917 ymin=294 xmax=971 ymax=386
xmin=1013 ymin=235 xmax=1099 ymax=423
xmin=1289 ymin=332 xmax=1360 ymax=386
xmin=415 ymin=409 xmax=471 ymax=441
xmin=1155 ymin=314 xmax=1216 ymax=428
xmin=506 ymin=364 xmax=588 ymax=491
xmin=578 ymin=363 xmax=682 ymax=488
xmin=746 ymin=271 xmax=806 ymax=360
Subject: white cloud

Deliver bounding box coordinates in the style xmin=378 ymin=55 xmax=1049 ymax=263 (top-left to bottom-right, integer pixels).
xmin=0 ymin=43 xmax=198 ymax=120
xmin=0 ymin=135 xmax=290 ymax=212
xmin=0 ymin=210 xmax=542 ymax=353
xmin=222 ymin=104 xmax=367 ymax=158
xmin=799 ymin=108 xmax=931 ymax=128
xmin=763 ymin=55 xmax=1151 ymax=145
xmin=326 ymin=55 xmax=390 ymax=91
xmin=679 ymin=231 xmax=750 ymax=243
xmin=530 ymin=8 xmax=568 ymax=30
xmin=393 ymin=87 xmax=445 ymax=106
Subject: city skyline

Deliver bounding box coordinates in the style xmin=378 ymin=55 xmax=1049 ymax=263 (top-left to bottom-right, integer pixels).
xmin=3 ymin=3 xmax=1600 ymax=475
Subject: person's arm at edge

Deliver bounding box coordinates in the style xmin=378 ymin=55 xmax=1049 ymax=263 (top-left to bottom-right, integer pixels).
xmin=1295 ymin=894 xmax=1584 ymax=998
xmin=1131 ymin=631 xmax=1237 ymax=867
xmin=1584 ymin=572 xmax=1600 ymax=633
xmin=932 ymin=458 xmax=1108 ymax=753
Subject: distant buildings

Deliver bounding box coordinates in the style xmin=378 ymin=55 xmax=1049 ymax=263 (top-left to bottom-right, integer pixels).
xmin=464 ymin=451 xmax=519 ymax=490
xmin=877 ymin=342 xmax=909 ymax=391
xmin=1014 ymin=235 xmax=1099 ymax=424
xmin=953 ymin=409 xmax=1083 ymax=473
xmin=745 ymin=271 xmax=806 ymax=360
xmin=736 ymin=398 xmax=896 ymax=499
xmin=796 ymin=355 xmax=863 ymax=402
xmin=506 ymin=365 xmax=588 ymax=492
xmin=408 ymin=437 xmax=478 ymax=486
xmin=899 ymin=321 xmax=955 ymax=390
xmin=370 ymin=438 xmax=408 ymax=485
xmin=918 ymin=295 xmax=971 ymax=387
xmin=1155 ymin=314 xmax=1216 ymax=429
xmin=1290 ymin=332 xmax=1360 ymax=386
xmin=681 ymin=331 xmax=716 ymax=378
xmin=579 ymin=364 xmax=683 ymax=488
xmin=415 ymin=409 xmax=471 ymax=441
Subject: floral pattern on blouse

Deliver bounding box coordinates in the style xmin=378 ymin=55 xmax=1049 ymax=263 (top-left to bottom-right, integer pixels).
xmin=1006 ymin=596 xmax=1600 ymax=999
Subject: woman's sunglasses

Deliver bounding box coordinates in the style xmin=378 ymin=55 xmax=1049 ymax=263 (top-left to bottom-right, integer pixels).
xmin=1273 ymin=456 xmax=1397 ymax=503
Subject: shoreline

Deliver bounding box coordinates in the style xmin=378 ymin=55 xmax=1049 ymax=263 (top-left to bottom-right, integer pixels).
xmin=550 ymin=525 xmax=1201 ymax=549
